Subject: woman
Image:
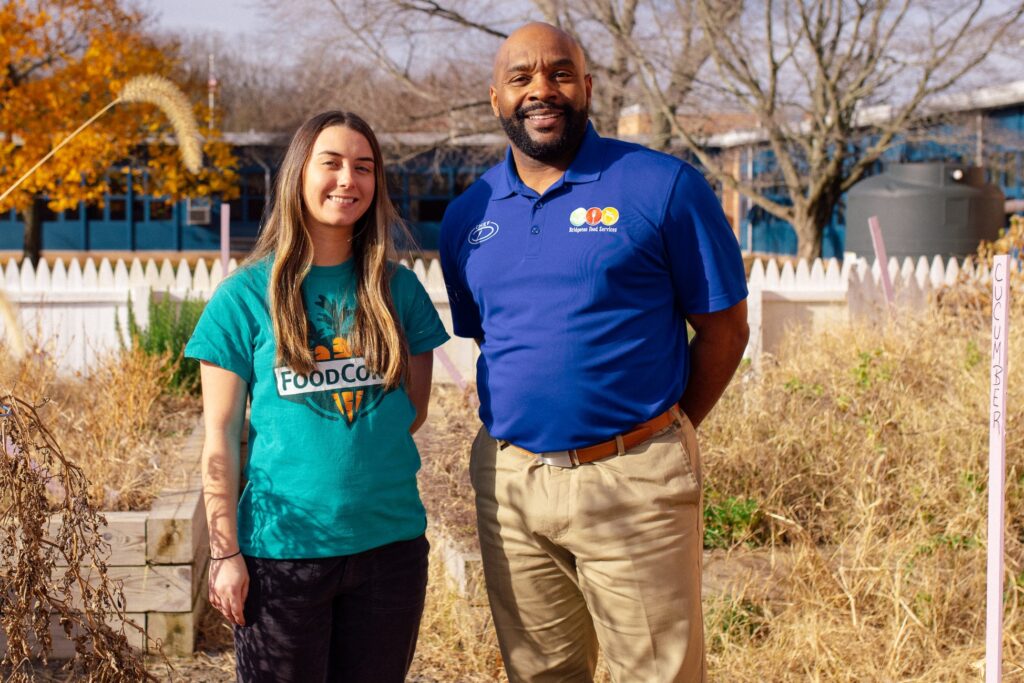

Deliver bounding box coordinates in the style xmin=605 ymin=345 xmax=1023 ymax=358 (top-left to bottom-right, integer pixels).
xmin=185 ymin=111 xmax=449 ymax=683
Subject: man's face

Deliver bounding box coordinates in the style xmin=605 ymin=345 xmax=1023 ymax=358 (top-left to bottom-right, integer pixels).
xmin=490 ymin=29 xmax=592 ymax=164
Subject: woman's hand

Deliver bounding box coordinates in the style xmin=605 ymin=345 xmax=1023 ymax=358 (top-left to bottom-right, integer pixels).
xmin=209 ymin=554 xmax=249 ymax=626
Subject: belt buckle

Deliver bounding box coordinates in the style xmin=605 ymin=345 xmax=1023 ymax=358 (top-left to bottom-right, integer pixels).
xmin=537 ymin=450 xmax=577 ymax=468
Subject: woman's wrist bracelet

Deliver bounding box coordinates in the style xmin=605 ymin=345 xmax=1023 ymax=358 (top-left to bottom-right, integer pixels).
xmin=210 ymin=549 xmax=242 ymax=561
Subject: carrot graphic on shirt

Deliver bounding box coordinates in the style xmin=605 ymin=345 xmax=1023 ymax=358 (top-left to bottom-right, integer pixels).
xmin=312 ymin=335 xmax=365 ymax=424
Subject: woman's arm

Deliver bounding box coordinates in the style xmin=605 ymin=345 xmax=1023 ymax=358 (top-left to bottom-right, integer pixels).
xmin=199 ymin=360 xmax=249 ymax=626
xmin=407 ymin=351 xmax=434 ymax=434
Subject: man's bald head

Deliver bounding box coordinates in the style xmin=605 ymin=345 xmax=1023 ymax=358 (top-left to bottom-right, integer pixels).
xmin=492 ymin=22 xmax=587 ymax=86
xmin=489 ymin=21 xmax=592 ymax=167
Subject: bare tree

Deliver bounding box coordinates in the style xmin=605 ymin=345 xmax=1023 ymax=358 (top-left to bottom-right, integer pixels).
xmin=258 ymin=1 xmax=1021 ymax=259
xmin=624 ymin=0 xmax=1024 ymax=258
xmin=168 ymin=31 xmax=436 ymax=134
xmin=266 ymin=0 xmax=733 ymax=150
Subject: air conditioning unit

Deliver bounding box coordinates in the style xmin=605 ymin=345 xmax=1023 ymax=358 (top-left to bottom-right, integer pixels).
xmin=186 ymin=198 xmax=212 ymax=225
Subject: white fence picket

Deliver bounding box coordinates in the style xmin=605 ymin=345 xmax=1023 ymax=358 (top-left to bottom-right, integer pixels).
xmin=0 ymin=253 xmax=985 ymax=381
xmin=52 ymin=260 xmax=67 ymax=291
xmin=82 ymin=259 xmax=98 ymax=288
xmin=193 ymin=259 xmax=210 ymax=294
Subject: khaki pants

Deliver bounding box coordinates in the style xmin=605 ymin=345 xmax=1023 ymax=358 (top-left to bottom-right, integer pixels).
xmin=470 ymin=412 xmax=705 ymax=683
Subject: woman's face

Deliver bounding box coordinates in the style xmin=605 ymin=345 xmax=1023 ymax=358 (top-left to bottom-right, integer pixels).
xmin=302 ymin=125 xmax=376 ymax=236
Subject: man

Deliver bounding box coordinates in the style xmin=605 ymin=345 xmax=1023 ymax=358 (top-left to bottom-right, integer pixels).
xmin=439 ymin=22 xmax=749 ymax=683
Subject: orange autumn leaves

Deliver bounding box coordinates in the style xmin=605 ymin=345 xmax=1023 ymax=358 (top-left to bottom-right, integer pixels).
xmin=0 ymin=0 xmax=237 ymax=218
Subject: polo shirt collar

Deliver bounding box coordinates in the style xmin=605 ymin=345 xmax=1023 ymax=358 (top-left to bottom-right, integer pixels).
xmin=491 ymin=121 xmax=604 ymax=201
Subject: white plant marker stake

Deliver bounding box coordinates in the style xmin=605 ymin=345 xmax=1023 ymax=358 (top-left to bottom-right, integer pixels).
xmin=867 ymin=216 xmax=895 ymax=306
xmin=220 ymin=202 xmax=231 ymax=276
xmin=986 ymin=254 xmax=1010 ymax=683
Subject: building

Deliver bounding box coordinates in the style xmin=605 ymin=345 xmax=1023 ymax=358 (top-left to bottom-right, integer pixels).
xmin=4 ymin=80 xmax=1023 ymax=257
xmin=0 ymin=131 xmax=504 ymax=254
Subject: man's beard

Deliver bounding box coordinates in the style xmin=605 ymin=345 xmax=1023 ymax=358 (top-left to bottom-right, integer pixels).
xmin=499 ymin=102 xmax=588 ymax=163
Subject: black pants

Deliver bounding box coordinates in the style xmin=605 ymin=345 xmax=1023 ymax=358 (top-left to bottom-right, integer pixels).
xmin=234 ymin=535 xmax=429 ymax=683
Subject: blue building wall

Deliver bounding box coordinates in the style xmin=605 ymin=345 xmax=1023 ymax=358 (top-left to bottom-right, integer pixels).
xmin=0 ymin=165 xmax=263 ymax=251
xmin=0 ymin=159 xmax=496 ymax=253
xmin=4 ymin=105 xmax=1024 ymax=255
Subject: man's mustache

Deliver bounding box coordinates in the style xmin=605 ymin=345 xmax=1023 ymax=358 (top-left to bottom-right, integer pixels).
xmin=515 ymin=103 xmax=573 ymax=120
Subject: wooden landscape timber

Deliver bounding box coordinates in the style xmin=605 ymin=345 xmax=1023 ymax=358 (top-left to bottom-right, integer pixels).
xmin=3 ymin=422 xmax=210 ymax=659
xmin=433 ymin=523 xmax=796 ymax=606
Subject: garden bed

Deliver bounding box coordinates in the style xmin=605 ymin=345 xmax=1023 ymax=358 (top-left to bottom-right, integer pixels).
xmin=1 ymin=347 xmax=208 ymax=665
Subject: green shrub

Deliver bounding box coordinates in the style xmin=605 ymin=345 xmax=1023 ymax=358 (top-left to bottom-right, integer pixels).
xmin=126 ymin=293 xmax=206 ymax=394
xmin=704 ymin=493 xmax=763 ymax=549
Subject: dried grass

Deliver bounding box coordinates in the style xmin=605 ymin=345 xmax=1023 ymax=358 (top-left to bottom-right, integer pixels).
xmin=408 ymin=549 xmax=509 ymax=682
xmin=417 ymin=386 xmax=480 ymax=548
xmin=0 ymin=74 xmax=202 ymax=206
xmin=118 ymin=76 xmax=201 ymax=174
xmin=700 ymin=280 xmax=1024 ymax=680
xmin=0 ymin=347 xmax=200 ymax=511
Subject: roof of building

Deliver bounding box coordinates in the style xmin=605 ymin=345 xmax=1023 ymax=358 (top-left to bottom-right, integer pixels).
xmin=693 ymin=80 xmax=1024 ymax=150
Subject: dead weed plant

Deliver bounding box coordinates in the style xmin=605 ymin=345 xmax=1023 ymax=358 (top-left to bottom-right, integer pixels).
xmin=0 ymin=395 xmax=153 ymax=682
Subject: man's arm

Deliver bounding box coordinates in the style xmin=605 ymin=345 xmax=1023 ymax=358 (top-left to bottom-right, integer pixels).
xmin=678 ymin=300 xmax=749 ymax=428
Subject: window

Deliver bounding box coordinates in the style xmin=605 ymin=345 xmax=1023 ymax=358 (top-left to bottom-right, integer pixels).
xmin=150 ymin=199 xmax=174 ymax=221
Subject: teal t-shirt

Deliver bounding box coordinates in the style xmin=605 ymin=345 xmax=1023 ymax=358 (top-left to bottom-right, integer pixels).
xmin=185 ymin=258 xmax=449 ymax=559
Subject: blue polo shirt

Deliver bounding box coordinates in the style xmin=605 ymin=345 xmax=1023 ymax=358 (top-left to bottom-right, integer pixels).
xmin=440 ymin=123 xmax=747 ymax=452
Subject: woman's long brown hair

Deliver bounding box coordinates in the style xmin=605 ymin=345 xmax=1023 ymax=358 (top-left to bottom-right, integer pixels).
xmin=245 ymin=111 xmax=410 ymax=388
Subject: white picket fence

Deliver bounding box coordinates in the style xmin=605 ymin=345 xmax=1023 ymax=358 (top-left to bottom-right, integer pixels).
xmin=1 ymin=257 xmax=238 ymax=373
xmin=0 ymin=254 xmax=986 ymax=382
xmin=745 ymin=254 xmax=984 ymax=362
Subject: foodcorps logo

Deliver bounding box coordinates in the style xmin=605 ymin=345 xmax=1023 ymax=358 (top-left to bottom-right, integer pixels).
xmin=569 ymin=206 xmax=619 ymax=227
xmin=468 ymin=220 xmax=500 ymax=244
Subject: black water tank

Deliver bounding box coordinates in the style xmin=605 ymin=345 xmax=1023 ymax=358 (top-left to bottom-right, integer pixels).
xmin=845 ymin=162 xmax=1004 ymax=259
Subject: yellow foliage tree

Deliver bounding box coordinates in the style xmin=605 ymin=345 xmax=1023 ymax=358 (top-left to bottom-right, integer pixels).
xmin=0 ymin=0 xmax=238 ymax=263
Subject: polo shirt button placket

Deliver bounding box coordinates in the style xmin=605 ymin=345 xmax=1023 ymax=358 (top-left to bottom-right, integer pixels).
xmin=526 ymin=200 xmax=544 ymax=259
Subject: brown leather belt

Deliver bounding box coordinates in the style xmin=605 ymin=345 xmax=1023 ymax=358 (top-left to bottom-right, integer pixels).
xmin=502 ymin=407 xmax=681 ymax=468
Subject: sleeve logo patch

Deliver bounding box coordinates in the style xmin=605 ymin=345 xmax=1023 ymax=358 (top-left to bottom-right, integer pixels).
xmin=468 ymin=221 xmax=500 ymax=244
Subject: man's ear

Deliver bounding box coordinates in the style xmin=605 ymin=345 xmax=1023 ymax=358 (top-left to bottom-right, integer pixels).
xmin=490 ymin=85 xmax=500 ymax=118
xmin=585 ymin=74 xmax=593 ymax=109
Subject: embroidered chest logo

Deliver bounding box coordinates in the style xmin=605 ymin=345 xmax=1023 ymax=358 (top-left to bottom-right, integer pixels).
xmin=274 ymin=294 xmax=385 ymax=425
xmin=468 ymin=220 xmax=500 ymax=244
xmin=569 ymin=206 xmax=620 ymax=233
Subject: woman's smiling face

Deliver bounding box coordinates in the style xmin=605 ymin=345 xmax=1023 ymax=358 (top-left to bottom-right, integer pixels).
xmin=302 ymin=125 xmax=376 ymax=237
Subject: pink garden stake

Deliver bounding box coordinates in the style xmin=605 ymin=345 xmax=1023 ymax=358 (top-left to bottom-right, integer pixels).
xmin=220 ymin=202 xmax=231 ymax=276
xmin=867 ymin=216 xmax=895 ymax=306
xmin=986 ymin=254 xmax=1010 ymax=683
xmin=433 ymin=347 xmax=467 ymax=392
